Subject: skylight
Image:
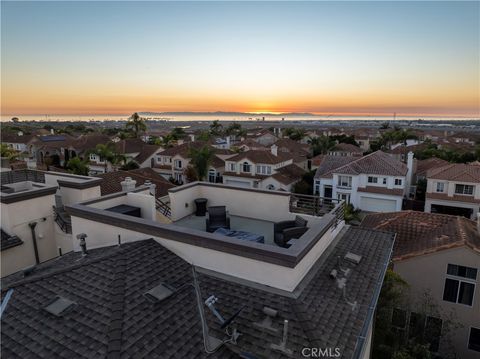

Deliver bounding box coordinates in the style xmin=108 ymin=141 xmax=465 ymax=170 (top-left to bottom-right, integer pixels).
xmin=44 ymin=296 xmax=76 ymax=317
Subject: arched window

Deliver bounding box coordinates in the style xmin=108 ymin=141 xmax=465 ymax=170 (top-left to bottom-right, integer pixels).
xmin=242 ymin=162 xmax=251 ymax=172
xmin=267 ymin=184 xmax=275 ymax=190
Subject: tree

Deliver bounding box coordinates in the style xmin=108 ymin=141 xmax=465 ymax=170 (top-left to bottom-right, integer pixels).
xmin=188 ymin=145 xmax=215 ymax=181
xmin=120 ymin=160 xmax=139 ymax=171
xmin=184 ymin=165 xmax=198 ymax=182
xmin=283 ymin=127 xmax=306 ymax=141
xmin=125 ymin=112 xmax=147 ymax=138
xmin=171 ymin=127 xmax=186 ymax=140
xmin=197 ymin=130 xmax=212 ymax=142
xmin=0 ymin=144 xmax=18 ymax=160
xmin=11 ymin=117 xmax=19 ymax=123
xmin=292 ymin=170 xmax=316 ymax=195
xmin=209 ymin=120 xmax=223 ymax=136
xmin=159 ymin=133 xmax=176 ymax=148
xmin=225 ymin=122 xmax=246 ymax=138
xmin=309 ymin=135 xmax=335 ymax=156
xmin=93 ymin=143 xmax=115 ymax=173
xmin=380 ymin=122 xmax=390 ymax=129
xmin=66 ymin=157 xmax=89 ymax=176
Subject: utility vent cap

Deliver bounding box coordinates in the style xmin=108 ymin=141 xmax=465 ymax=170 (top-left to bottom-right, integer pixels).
xmin=144 ymin=283 xmax=175 ymax=302
xmin=44 ymin=296 xmax=76 ymax=317
xmin=344 ymin=252 xmax=362 ymax=265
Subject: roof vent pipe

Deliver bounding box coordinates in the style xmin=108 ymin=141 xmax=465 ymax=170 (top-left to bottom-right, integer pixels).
xmin=76 ymin=233 xmax=88 ymax=256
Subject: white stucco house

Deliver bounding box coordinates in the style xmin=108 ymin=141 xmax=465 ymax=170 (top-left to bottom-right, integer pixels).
xmin=223 ymin=145 xmax=302 ymax=190
xmin=425 ymin=163 xmax=480 ymax=220
xmin=314 ymin=151 xmax=413 ymax=212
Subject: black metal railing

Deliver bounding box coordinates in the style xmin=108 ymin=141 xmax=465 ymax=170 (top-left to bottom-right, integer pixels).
xmin=331 ymin=200 xmax=346 ymax=229
xmin=53 ymin=205 xmax=72 ymax=234
xmin=289 ymin=193 xmax=341 ymax=217
xmin=155 ymin=198 xmax=172 ymax=219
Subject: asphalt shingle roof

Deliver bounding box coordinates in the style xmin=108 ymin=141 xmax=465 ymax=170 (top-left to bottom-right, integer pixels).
xmin=1 ymin=227 xmax=394 ymax=359
xmin=1 ymin=229 xmax=23 ymax=251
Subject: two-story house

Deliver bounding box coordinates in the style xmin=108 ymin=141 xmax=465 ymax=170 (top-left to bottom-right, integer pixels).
xmin=425 ymin=163 xmax=480 ymax=220
xmin=314 ymin=151 xmax=412 ymax=212
xmin=223 ymin=145 xmax=298 ymax=190
xmin=361 ymin=211 xmax=480 ymax=359
xmin=154 ymin=142 xmax=234 ymax=184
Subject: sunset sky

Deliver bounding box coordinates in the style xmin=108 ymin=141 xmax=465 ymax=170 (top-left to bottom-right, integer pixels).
xmin=1 ymin=1 xmax=479 ymax=116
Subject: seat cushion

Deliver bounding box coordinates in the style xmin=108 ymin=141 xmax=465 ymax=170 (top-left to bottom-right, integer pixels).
xmin=294 ymin=215 xmax=308 ymax=228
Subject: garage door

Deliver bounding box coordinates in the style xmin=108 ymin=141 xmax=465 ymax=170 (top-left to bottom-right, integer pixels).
xmin=359 ymin=196 xmax=397 ymax=212
xmin=224 ymin=179 xmax=251 ymax=188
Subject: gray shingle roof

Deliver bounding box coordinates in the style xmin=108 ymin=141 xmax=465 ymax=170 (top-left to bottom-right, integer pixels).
xmin=1 ymin=227 xmax=393 ymax=359
xmin=1 ymin=229 xmax=23 ymax=251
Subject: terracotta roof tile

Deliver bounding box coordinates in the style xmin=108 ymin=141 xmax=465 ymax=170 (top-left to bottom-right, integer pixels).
xmin=426 ymin=192 xmax=480 ymax=203
xmin=357 ymin=186 xmax=404 ymax=196
xmin=227 ymin=150 xmax=293 ymax=164
xmin=427 ymin=163 xmax=480 ymax=182
xmin=415 ymin=157 xmax=449 ymax=178
xmin=361 ymin=211 xmax=480 ymax=260
xmin=96 ymin=169 xmax=175 ymax=198
xmin=334 ymin=151 xmax=407 ymax=176
xmin=314 ymin=156 xmax=358 ymax=179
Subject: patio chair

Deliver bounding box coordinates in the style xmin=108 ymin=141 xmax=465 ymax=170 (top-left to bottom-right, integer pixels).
xmin=206 ymin=206 xmax=230 ymax=233
xmin=274 ymin=215 xmax=309 ymax=248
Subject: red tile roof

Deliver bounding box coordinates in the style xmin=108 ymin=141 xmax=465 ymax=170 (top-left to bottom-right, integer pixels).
xmin=426 ymin=192 xmax=480 ymax=204
xmin=314 ymin=156 xmax=358 ymax=179
xmin=227 ymin=150 xmax=293 ymax=164
xmin=134 ymin=145 xmax=162 ymax=164
xmin=427 ymin=163 xmax=480 ymax=183
xmin=271 ymin=164 xmax=306 ymax=185
xmin=361 ymin=211 xmax=480 ymax=260
xmin=334 ymin=151 xmax=407 ymax=176
xmin=330 ymin=143 xmax=363 ymax=154
xmin=95 ymin=168 xmax=175 ymax=198
xmin=415 ymin=157 xmax=449 ymax=178
xmin=357 ymin=186 xmax=404 ymax=196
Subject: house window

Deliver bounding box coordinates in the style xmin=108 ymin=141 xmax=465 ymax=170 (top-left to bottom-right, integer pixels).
xmin=174 ymin=160 xmax=182 ymax=169
xmin=368 ymin=176 xmax=378 ymax=184
xmin=391 ymin=308 xmax=407 ymax=329
xmin=436 ymin=182 xmax=444 ymax=192
xmin=468 ymin=327 xmax=480 ymax=352
xmin=242 ymin=162 xmax=251 ymax=172
xmin=267 ymin=184 xmax=275 ymax=190
xmin=455 ymin=184 xmax=474 ymax=195
xmin=229 ymin=163 xmax=236 ymax=171
xmin=383 ymin=178 xmax=387 ymax=185
xmin=395 ymin=178 xmax=403 ymax=186
xmin=89 ymin=154 xmax=96 ymax=161
xmin=256 ymin=165 xmax=271 ymax=175
xmin=337 ymin=176 xmax=352 ymax=188
xmin=337 ymin=193 xmax=350 ymax=203
xmin=443 ymin=264 xmax=477 ymax=306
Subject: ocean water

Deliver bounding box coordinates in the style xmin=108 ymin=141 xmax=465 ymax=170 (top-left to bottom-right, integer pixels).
xmin=1 ymin=114 xmax=479 ymax=123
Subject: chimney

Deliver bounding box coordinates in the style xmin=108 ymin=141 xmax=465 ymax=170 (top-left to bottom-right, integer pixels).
xmin=271 ymin=144 xmax=278 ymax=156
xmin=226 ymin=136 xmax=231 ymax=148
xmin=177 ymin=139 xmax=184 ymax=145
xmin=189 ymin=134 xmax=195 ymax=142
xmin=50 ymin=128 xmax=55 ymax=135
xmin=76 ymin=233 xmax=88 ymax=256
xmin=121 ymin=177 xmax=137 ymax=192
xmin=144 ymin=180 xmax=156 ymax=196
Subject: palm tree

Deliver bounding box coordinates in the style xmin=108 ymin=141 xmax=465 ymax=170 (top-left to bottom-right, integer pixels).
xmin=94 ymin=143 xmax=115 ymax=173
xmin=188 ymin=146 xmax=215 ymax=181
xmin=159 ymin=133 xmax=176 ymax=148
xmin=209 ymin=120 xmax=223 ymax=136
xmin=309 ymin=135 xmax=335 ymax=156
xmin=120 ymin=160 xmax=139 ymax=171
xmin=125 ymin=112 xmax=147 ymax=138
xmin=66 ymin=157 xmax=89 ymax=176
